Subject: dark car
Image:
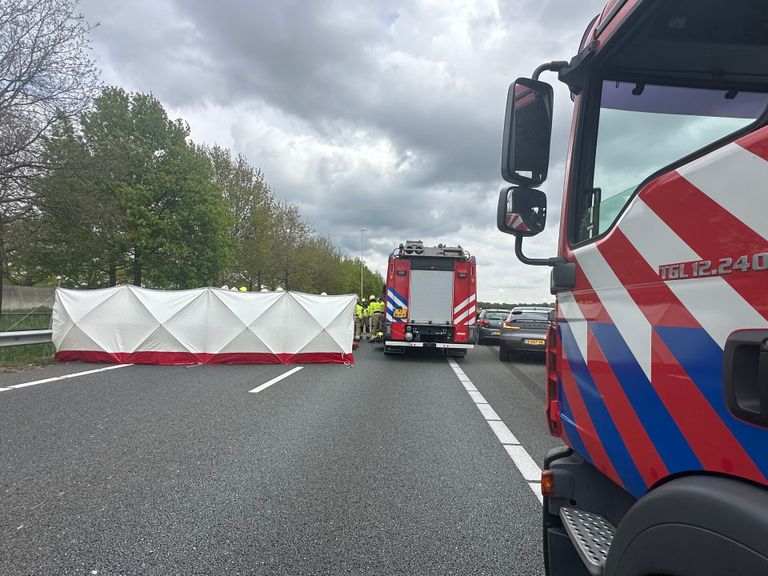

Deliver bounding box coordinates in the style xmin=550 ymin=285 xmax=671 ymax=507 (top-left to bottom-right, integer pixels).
xmin=476 ymin=309 xmax=509 ymax=344
xmin=499 ymin=308 xmax=554 ymax=361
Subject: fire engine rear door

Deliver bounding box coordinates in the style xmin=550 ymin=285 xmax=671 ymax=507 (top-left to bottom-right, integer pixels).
xmin=409 ymin=270 xmax=454 ymax=324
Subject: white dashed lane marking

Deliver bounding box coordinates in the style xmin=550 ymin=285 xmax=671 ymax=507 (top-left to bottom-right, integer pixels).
xmin=0 ymin=364 xmax=132 ymax=392
xmin=447 ymin=358 xmax=543 ymax=504
xmin=248 ymin=366 xmax=304 ymax=394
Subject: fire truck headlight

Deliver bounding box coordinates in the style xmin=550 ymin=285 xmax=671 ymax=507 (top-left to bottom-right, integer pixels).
xmin=405 ymin=331 xmax=414 ymax=342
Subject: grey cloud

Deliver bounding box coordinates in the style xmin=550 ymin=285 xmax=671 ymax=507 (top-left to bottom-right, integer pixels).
xmin=80 ymin=0 xmax=607 ymax=301
xmin=89 ymin=0 xmax=601 ymax=185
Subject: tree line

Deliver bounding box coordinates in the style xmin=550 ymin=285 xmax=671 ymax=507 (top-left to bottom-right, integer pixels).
xmin=1 ymin=1 xmax=383 ymax=305
xmin=477 ymin=301 xmax=555 ymax=311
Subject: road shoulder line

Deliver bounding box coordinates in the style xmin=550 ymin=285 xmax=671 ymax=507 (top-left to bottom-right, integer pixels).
xmin=447 ymin=358 xmax=543 ymax=504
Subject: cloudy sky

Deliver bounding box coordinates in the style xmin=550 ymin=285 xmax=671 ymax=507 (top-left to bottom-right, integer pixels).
xmin=78 ymin=0 xmax=608 ymax=302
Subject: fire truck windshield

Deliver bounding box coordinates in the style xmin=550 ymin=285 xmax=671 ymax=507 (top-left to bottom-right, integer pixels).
xmin=581 ymin=80 xmax=768 ymax=240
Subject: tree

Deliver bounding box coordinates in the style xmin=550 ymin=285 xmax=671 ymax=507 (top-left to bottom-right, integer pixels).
xmin=200 ymin=145 xmax=274 ymax=290
xmin=29 ymin=87 xmax=232 ymax=288
xmin=269 ymin=201 xmax=311 ymax=290
xmin=0 ymin=0 xmax=99 ymax=306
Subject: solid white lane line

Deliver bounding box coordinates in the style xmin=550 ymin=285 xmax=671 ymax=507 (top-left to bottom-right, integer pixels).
xmin=488 ymin=420 xmax=520 ymax=445
xmin=0 ymin=387 xmax=11 ymax=392
xmin=504 ymin=445 xmax=542 ymax=482
xmin=528 ymin=482 xmax=544 ymax=505
xmin=477 ymin=403 xmax=501 ymax=421
xmin=447 ymin=358 xmax=543 ymax=506
xmin=4 ymin=364 xmax=132 ymax=391
xmin=248 ymin=366 xmax=303 ymax=394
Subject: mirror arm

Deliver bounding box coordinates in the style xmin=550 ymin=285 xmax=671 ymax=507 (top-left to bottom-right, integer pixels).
xmin=532 ymin=60 xmax=570 ymax=81
xmin=514 ymin=236 xmax=566 ymax=267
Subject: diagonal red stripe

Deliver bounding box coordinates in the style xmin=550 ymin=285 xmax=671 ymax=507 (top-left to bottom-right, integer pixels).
xmin=598 ymin=229 xmax=699 ymax=327
xmin=650 ymin=332 xmax=766 ymax=483
xmin=560 ymin=355 xmax=623 ymax=488
xmin=596 ymin=226 xmax=766 ymax=481
xmin=642 ymin=174 xmax=768 ymax=320
xmin=587 ymin=330 xmax=668 ymax=486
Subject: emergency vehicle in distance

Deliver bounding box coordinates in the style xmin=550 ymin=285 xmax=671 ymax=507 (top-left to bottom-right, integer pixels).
xmin=383 ymin=240 xmax=477 ymax=357
xmin=497 ymin=1 xmax=768 ymax=575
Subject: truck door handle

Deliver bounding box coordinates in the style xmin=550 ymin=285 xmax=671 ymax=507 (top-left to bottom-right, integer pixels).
xmin=724 ymin=330 xmax=768 ymax=428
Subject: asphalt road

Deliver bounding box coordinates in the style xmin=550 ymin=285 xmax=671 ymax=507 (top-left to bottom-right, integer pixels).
xmin=0 ymin=342 xmax=562 ymax=575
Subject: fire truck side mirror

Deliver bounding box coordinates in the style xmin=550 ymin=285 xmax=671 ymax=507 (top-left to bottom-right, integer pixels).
xmin=497 ymin=186 xmax=547 ymax=237
xmin=501 ymin=77 xmax=554 ymax=187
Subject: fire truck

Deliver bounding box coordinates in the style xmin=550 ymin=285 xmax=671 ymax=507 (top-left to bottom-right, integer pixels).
xmin=383 ymin=240 xmax=477 ymax=356
xmin=497 ymin=1 xmax=768 ymax=575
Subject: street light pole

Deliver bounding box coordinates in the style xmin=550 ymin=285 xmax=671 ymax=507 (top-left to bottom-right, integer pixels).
xmin=360 ymin=228 xmax=367 ymax=299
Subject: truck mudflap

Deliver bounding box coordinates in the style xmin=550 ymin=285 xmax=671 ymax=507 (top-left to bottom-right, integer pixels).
xmin=384 ymin=341 xmax=474 ymax=349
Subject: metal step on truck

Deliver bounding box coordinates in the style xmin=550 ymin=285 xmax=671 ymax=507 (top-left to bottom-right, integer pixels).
xmin=496 ymin=1 xmax=768 ymax=575
xmin=383 ymin=241 xmax=477 ymax=357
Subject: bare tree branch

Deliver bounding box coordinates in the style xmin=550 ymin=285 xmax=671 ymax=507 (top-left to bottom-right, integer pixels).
xmin=0 ymin=0 xmax=100 ymax=224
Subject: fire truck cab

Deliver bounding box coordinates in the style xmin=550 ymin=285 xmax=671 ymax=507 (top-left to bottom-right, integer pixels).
xmin=498 ymin=1 xmax=768 ymax=575
xmin=383 ymin=240 xmax=477 ymax=357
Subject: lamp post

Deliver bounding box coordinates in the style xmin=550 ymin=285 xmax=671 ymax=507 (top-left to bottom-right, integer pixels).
xmin=360 ymin=228 xmax=367 ymax=299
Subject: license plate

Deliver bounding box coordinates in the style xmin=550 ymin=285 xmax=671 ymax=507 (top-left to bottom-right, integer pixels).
xmin=525 ymin=339 xmax=546 ymax=346
xmin=393 ymin=308 xmax=407 ymax=318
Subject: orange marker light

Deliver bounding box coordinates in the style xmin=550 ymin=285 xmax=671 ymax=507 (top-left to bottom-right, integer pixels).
xmin=541 ymin=470 xmax=555 ymax=497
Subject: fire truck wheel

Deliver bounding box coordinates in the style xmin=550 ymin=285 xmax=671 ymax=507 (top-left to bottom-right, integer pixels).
xmin=604 ymin=475 xmax=768 ymax=576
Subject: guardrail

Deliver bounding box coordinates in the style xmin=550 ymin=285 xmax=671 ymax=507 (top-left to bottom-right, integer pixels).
xmin=0 ymin=330 xmax=53 ymax=347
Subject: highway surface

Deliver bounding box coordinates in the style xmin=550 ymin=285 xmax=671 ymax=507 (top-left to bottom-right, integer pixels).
xmin=1 ymin=343 xmax=562 ymax=575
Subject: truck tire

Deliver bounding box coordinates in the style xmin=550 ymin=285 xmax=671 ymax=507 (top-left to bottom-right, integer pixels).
xmin=604 ymin=476 xmax=768 ymax=576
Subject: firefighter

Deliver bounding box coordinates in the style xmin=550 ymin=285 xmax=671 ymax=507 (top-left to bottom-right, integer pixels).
xmin=375 ymin=296 xmax=386 ymax=340
xmin=361 ymin=297 xmax=372 ymax=337
xmin=354 ymin=299 xmax=364 ymax=342
xmin=369 ymin=295 xmax=384 ymax=339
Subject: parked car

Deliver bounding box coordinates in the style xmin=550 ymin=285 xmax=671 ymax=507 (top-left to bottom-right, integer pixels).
xmin=499 ymin=307 xmax=554 ymax=361
xmin=476 ymin=309 xmax=510 ymax=344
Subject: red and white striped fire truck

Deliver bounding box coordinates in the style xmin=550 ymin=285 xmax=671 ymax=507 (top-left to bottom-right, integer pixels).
xmin=383 ymin=241 xmax=477 ymax=356
xmin=498 ymin=1 xmax=768 ymax=574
